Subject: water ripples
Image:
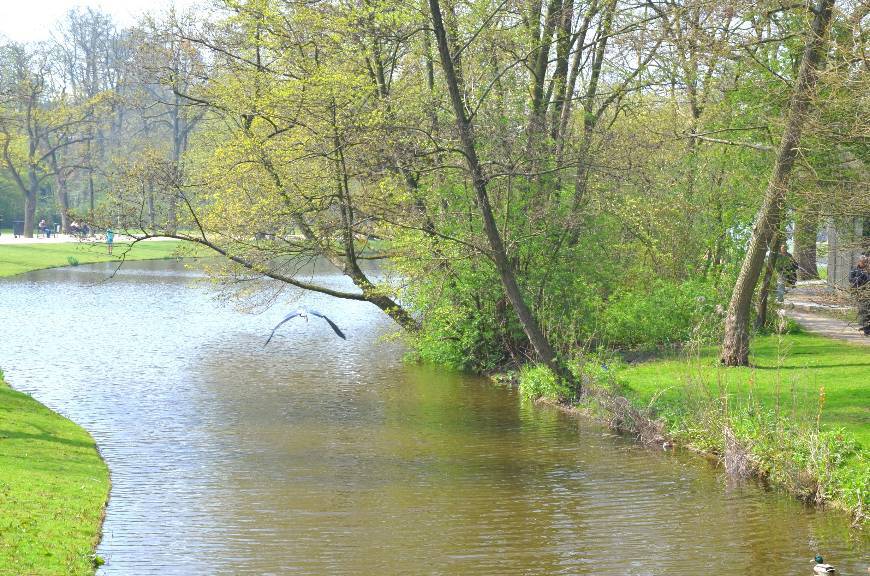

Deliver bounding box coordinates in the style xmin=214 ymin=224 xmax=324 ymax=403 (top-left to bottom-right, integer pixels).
xmin=0 ymin=260 xmax=866 ymax=575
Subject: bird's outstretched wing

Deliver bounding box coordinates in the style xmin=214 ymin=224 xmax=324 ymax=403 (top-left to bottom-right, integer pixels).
xmin=264 ymin=311 xmax=303 ymax=346
xmin=308 ymin=309 xmax=347 ymax=339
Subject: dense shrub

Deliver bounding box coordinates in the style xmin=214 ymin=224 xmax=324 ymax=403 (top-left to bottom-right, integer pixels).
xmin=518 ymin=364 xmax=570 ymax=401
xmin=599 ymin=280 xmax=722 ymax=349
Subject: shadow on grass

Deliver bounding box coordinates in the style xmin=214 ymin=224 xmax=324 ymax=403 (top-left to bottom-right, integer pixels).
xmin=0 ymin=426 xmax=93 ymax=448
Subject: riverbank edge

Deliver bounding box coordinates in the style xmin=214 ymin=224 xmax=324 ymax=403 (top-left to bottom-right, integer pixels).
xmin=491 ymin=373 xmax=868 ymax=528
xmin=0 ymin=373 xmax=111 ymax=574
xmin=0 ymin=239 xmax=197 ymax=278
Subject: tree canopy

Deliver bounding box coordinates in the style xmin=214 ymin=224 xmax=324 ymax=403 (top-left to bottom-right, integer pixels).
xmin=1 ymin=0 xmax=867 ymax=376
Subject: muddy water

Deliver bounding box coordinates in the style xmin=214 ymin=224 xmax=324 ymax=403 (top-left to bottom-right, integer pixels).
xmin=0 ymin=260 xmax=865 ymax=575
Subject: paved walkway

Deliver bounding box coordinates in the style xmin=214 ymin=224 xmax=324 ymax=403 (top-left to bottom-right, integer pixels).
xmin=783 ymin=281 xmax=869 ymax=347
xmin=782 ymin=309 xmax=869 ymax=347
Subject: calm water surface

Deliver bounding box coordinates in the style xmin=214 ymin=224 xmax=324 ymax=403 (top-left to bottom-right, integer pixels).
xmin=0 ymin=260 xmax=866 ymax=575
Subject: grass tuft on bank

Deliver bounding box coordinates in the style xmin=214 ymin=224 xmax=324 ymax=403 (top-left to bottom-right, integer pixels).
xmin=0 ymin=372 xmax=110 ymax=575
xmin=618 ymin=333 xmax=868 ymax=446
xmin=519 ymin=333 xmax=869 ymax=521
xmin=0 ymin=240 xmax=195 ymax=278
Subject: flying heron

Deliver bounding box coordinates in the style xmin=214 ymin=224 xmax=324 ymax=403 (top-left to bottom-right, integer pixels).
xmin=264 ymin=307 xmax=347 ymax=345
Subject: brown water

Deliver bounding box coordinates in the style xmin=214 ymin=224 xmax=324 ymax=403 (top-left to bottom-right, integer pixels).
xmin=0 ymin=260 xmax=866 ymax=575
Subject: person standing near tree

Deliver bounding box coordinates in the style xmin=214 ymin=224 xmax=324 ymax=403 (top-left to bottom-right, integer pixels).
xmin=777 ymin=244 xmax=799 ymax=287
xmin=849 ymin=256 xmax=869 ymax=336
xmin=106 ymin=228 xmax=114 ymax=255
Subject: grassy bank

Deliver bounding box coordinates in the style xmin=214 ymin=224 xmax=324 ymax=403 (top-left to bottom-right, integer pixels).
xmin=621 ymin=334 xmax=868 ymax=446
xmin=0 ymin=372 xmax=110 ymax=575
xmin=0 ymin=240 xmax=194 ymax=278
xmin=518 ymin=333 xmax=869 ymax=522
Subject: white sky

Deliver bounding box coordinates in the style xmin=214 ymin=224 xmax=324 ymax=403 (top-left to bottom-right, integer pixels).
xmin=0 ymin=0 xmax=199 ymax=43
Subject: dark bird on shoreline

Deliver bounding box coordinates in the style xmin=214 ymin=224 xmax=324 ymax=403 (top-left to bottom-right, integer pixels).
xmin=264 ymin=307 xmax=347 ymax=345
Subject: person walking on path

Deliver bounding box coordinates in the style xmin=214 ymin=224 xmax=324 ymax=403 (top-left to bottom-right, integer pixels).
xmin=106 ymin=228 xmax=114 ymax=255
xmin=849 ymin=255 xmax=870 ymax=336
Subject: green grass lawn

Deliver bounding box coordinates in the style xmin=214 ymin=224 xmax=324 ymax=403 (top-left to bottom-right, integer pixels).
xmin=0 ymin=374 xmax=110 ymax=575
xmin=620 ymin=333 xmax=870 ymax=447
xmin=0 ymin=240 xmax=195 ymax=278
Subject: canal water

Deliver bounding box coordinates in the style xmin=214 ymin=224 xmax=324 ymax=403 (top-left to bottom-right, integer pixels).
xmin=0 ymin=260 xmax=866 ymax=575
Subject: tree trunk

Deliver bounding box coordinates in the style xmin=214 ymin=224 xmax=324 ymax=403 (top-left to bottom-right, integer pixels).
xmin=528 ymin=0 xmax=562 ymax=133
xmin=554 ymin=3 xmax=594 ymax=163
xmin=795 ymin=206 xmax=819 ymax=280
xmin=50 ymin=152 xmax=71 ymax=233
xmin=22 ymin=165 xmax=43 ymax=238
xmin=23 ymin=185 xmax=37 ymax=239
xmin=428 ymin=0 xmax=569 ymax=385
xmin=566 ymin=0 xmax=616 ymax=239
xmin=329 ymin=110 xmax=421 ymax=333
xmin=755 ymin=234 xmax=782 ymax=330
xmin=148 ymin=186 xmax=156 ymax=229
xmin=56 ymin=180 xmax=71 ymax=233
xmin=548 ymin=0 xmax=572 ymax=143
xmin=720 ymin=0 xmax=835 ymax=366
xmin=167 ymin=98 xmax=185 ymax=235
xmin=254 ymin=127 xmax=420 ymax=332
xmin=88 ymin=172 xmax=95 ymax=217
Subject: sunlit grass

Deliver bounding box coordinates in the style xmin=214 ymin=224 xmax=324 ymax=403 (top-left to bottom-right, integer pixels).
xmin=0 ymin=374 xmax=110 ymax=575
xmin=0 ymin=240 xmax=197 ymax=278
xmin=621 ymin=333 xmax=869 ymax=446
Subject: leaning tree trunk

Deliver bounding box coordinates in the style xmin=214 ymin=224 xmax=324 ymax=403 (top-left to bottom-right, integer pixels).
xmin=755 ymin=234 xmax=782 ymax=331
xmin=428 ymin=0 xmax=568 ymax=385
xmin=721 ymin=0 xmax=835 ymax=366
xmin=794 ymin=206 xmax=820 ymax=280
xmin=330 ymin=113 xmax=421 ymax=333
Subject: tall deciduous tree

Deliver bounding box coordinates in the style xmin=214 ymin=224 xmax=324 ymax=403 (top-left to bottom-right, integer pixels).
xmin=720 ymin=0 xmax=836 ymax=366
xmin=0 ymin=43 xmax=98 ymax=237
xmin=428 ymin=0 xmax=568 ymax=382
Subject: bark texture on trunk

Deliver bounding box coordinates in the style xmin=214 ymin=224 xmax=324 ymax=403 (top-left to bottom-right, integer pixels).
xmin=56 ymin=181 xmax=71 ymax=233
xmin=721 ymin=0 xmax=835 ymax=366
xmin=23 ymin=187 xmax=37 ymax=238
xmin=429 ymin=0 xmax=568 ymax=385
xmin=755 ymin=234 xmax=782 ymax=331
xmin=795 ymin=206 xmax=820 ymax=280
xmin=50 ymin=152 xmax=71 ymax=233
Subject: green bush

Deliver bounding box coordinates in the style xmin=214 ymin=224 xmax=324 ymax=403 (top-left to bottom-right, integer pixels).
xmin=776 ymin=317 xmax=804 ymax=334
xmin=518 ymin=364 xmax=569 ymax=401
xmin=570 ymin=356 xmax=627 ymax=394
xmin=412 ymin=301 xmax=507 ymax=371
xmin=600 ymin=280 xmax=721 ymax=349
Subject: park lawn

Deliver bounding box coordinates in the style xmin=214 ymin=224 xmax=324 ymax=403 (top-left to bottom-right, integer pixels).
xmin=620 ymin=333 xmax=870 ymax=447
xmin=0 ymin=374 xmax=109 ymax=575
xmin=0 ymin=240 xmax=195 ymax=277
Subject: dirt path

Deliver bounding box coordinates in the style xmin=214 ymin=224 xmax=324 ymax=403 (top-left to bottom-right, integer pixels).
xmin=783 ymin=309 xmax=870 ymax=347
